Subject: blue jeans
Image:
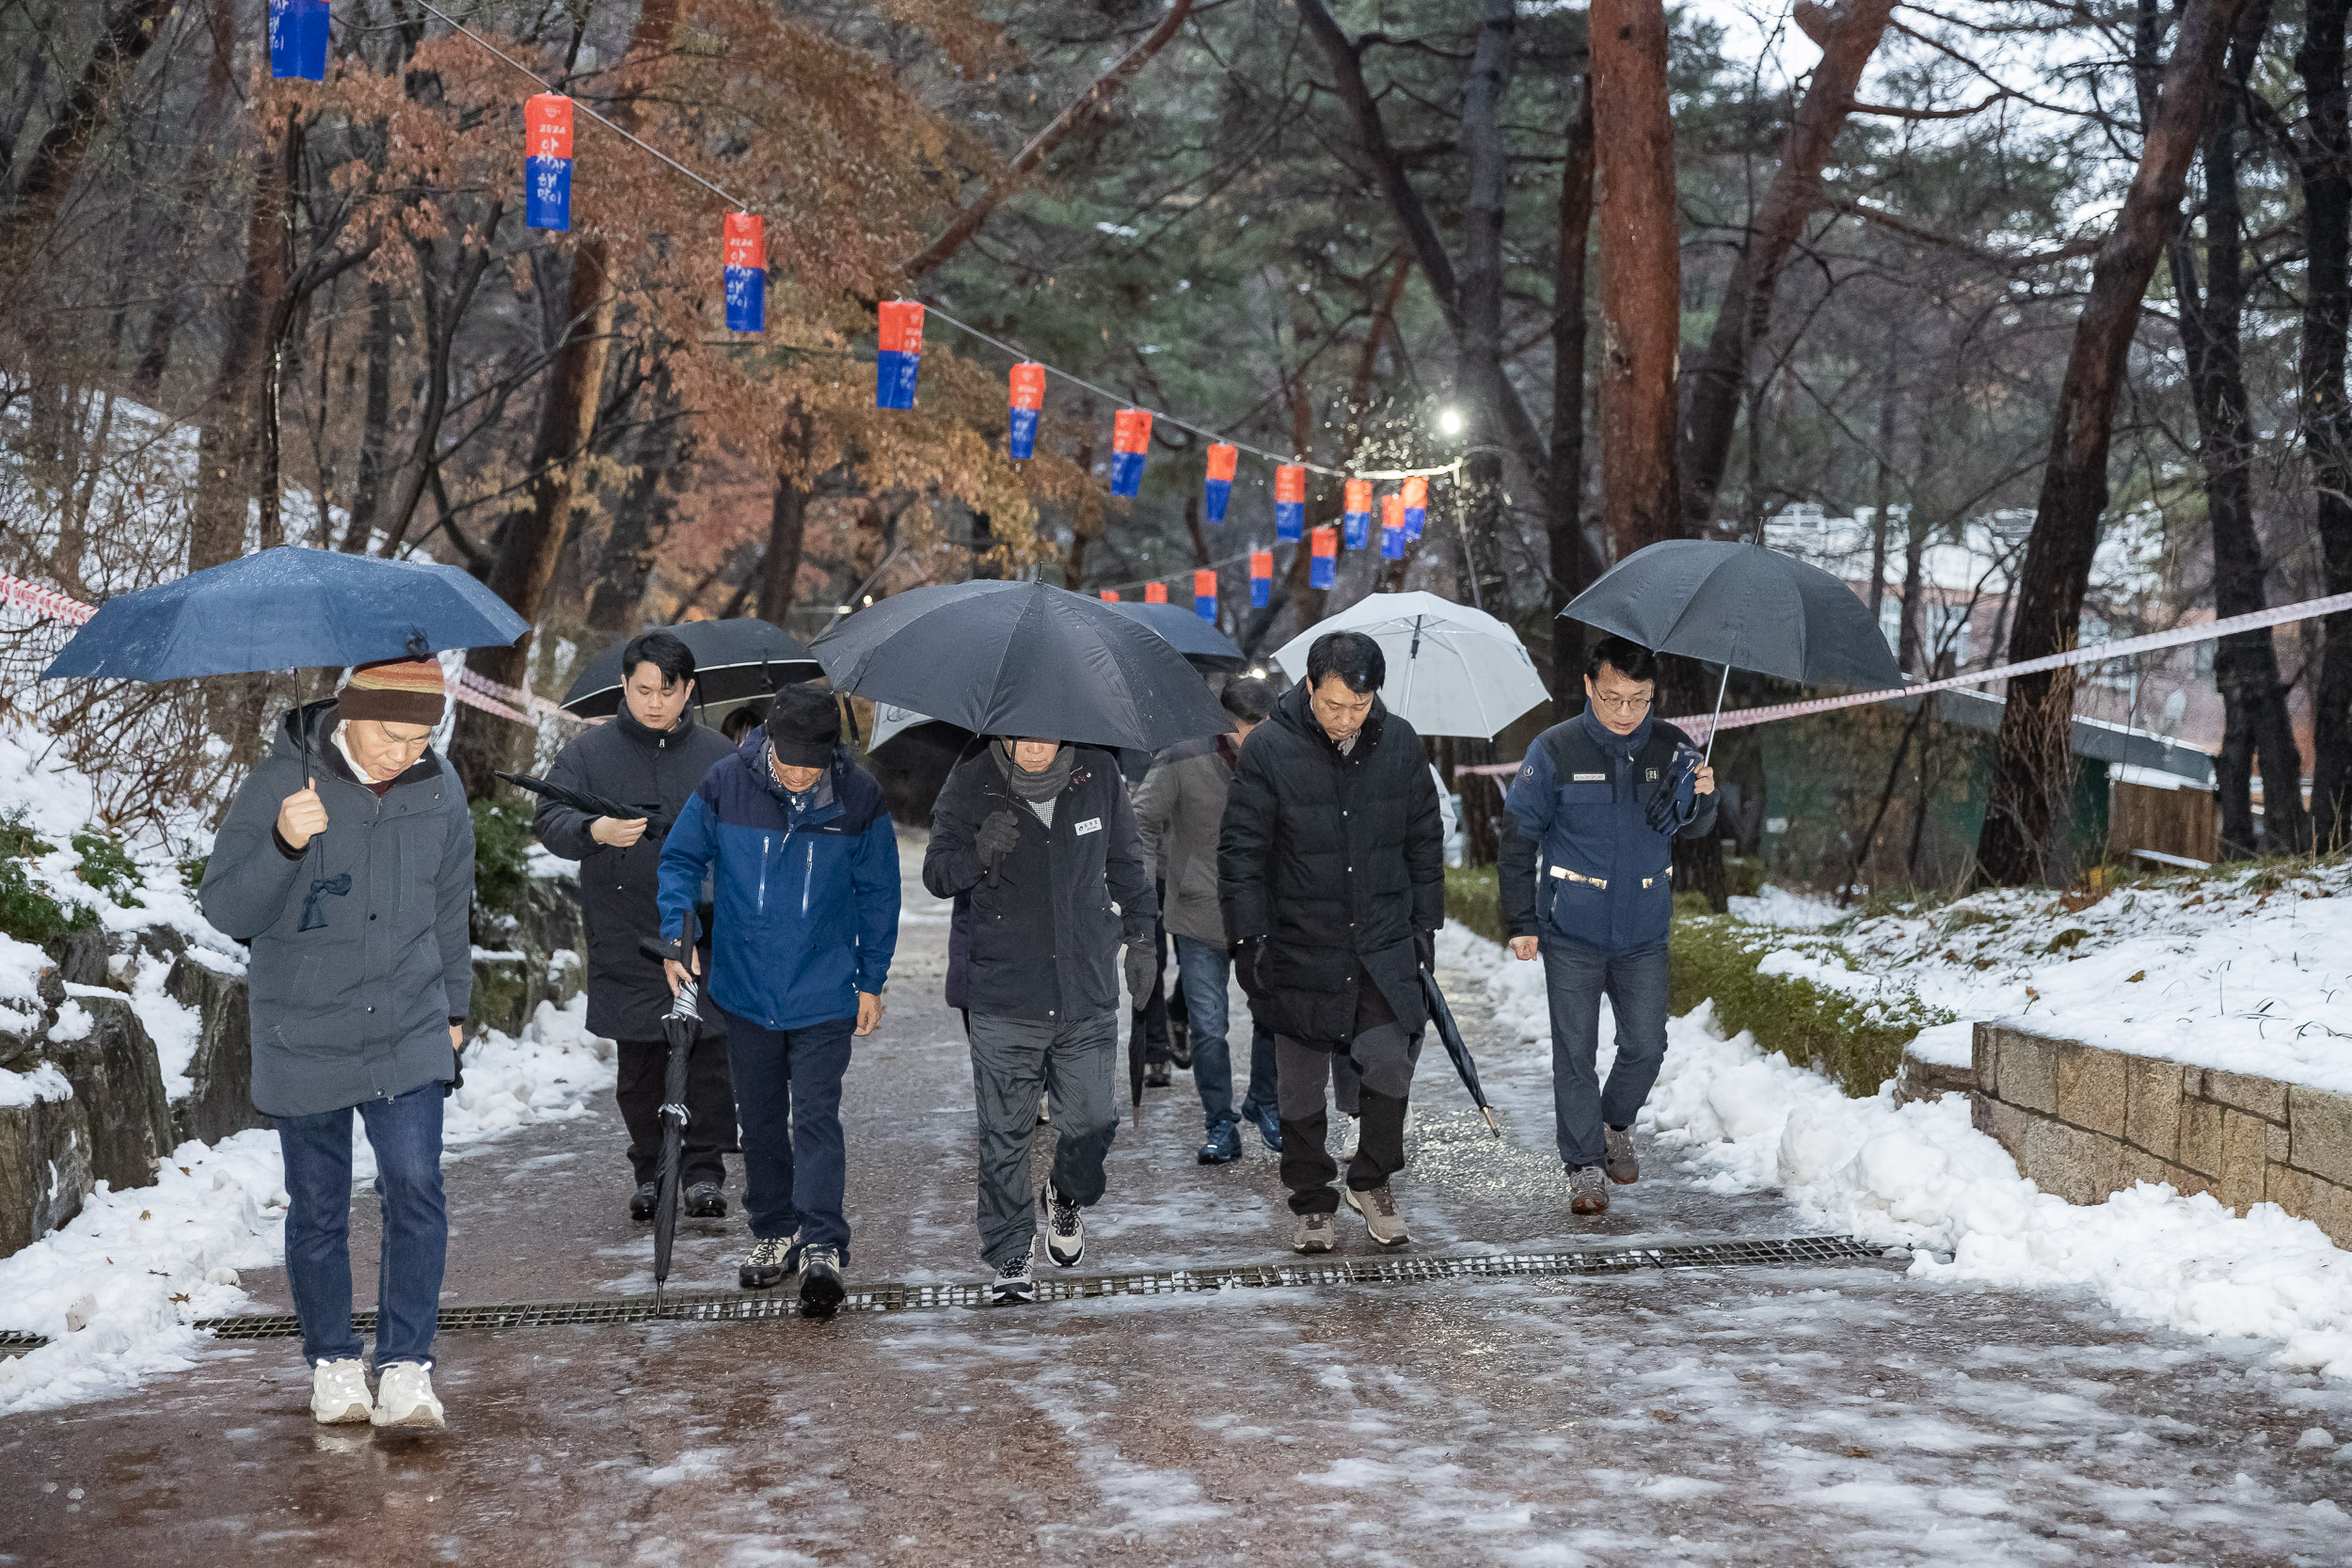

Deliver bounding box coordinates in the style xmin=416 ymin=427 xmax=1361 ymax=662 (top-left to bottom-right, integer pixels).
xmin=276 ymin=1081 xmax=446 ymax=1369
xmin=1540 ymin=938 xmax=1671 ymax=1169
xmin=1172 ymin=934 xmax=1276 ymax=1132
xmin=723 ymin=1009 xmax=856 ymax=1259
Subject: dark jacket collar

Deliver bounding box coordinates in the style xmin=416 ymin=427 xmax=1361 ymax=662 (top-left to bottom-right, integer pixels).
xmin=1275 ymin=680 xmax=1385 ymax=757
xmin=1580 ymin=705 xmax=1652 ymax=758
xmin=612 ymin=705 xmax=696 ymax=750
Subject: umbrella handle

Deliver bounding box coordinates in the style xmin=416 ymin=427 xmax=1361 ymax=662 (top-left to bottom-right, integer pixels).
xmin=1704 ymin=660 xmax=1730 ymax=765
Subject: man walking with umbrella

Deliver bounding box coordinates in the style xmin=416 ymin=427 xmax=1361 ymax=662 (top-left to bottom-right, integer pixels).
xmin=656 ymin=685 xmax=898 ymax=1313
xmin=924 ymin=735 xmax=1159 ymax=1303
xmin=199 ymin=657 xmax=473 ymax=1431
xmin=1219 ymin=632 xmax=1445 ymax=1253
xmin=1497 ymin=636 xmax=1716 ymax=1216
xmin=532 ymin=630 xmax=738 ymax=1222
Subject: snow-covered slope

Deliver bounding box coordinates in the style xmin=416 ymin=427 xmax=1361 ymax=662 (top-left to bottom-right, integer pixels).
xmin=1440 ymin=922 xmax=2352 ymax=1381
xmin=1727 ymin=864 xmax=2352 ymax=1094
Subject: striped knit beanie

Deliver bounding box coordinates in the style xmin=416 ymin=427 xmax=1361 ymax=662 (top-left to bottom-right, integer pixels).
xmin=337 ymin=657 xmax=447 ymax=726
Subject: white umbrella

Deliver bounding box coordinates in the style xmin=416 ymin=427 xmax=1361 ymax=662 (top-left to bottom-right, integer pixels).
xmin=1269 ymin=590 xmax=1548 ymax=739
xmin=866 ymin=701 xmax=938 ymax=751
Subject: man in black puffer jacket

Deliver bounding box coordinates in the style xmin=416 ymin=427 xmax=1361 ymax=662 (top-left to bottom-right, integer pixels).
xmin=533 ymin=630 xmax=738 ymax=1222
xmin=1219 ymin=631 xmax=1444 ymax=1254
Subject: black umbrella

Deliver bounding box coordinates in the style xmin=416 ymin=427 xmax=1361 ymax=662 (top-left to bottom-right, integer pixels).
xmin=808 ymin=581 xmax=1230 ymax=752
xmin=651 ymin=971 xmax=702 ymax=1310
xmin=1103 ymin=599 xmax=1247 ymax=670
xmin=1421 ymin=966 xmax=1500 ymax=1137
xmin=562 ymin=618 xmax=820 ymax=718
xmin=495 ymin=770 xmax=675 ymax=837
xmin=1562 ymin=539 xmax=1904 ymax=752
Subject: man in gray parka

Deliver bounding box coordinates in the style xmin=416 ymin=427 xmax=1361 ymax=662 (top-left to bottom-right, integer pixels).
xmin=199 ymin=656 xmax=474 ymax=1433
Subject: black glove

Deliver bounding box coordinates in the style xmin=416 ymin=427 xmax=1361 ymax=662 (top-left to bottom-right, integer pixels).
xmin=1123 ymin=942 xmax=1158 ymax=1002
xmin=1231 ymin=936 xmax=1268 ymax=999
xmin=975 ymin=809 xmax=1022 ymax=875
xmin=1414 ymin=927 xmax=1436 ymax=972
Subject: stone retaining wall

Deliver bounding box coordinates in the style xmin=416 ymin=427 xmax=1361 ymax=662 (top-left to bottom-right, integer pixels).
xmin=1967 ymin=1023 xmax=2352 ymax=1248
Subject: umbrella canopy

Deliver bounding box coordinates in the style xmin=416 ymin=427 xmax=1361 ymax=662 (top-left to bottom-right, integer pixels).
xmin=809 ymin=580 xmax=1230 ymax=753
xmin=1268 ymin=590 xmax=1548 ymax=740
xmin=1103 ymin=599 xmax=1247 ymax=669
xmin=41 ymin=546 xmax=528 ymax=680
xmin=1561 ymin=540 xmax=1902 ymax=691
xmin=561 ymin=617 xmax=819 ymax=718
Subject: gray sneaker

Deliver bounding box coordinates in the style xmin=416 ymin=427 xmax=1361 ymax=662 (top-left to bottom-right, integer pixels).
xmin=1343 ymin=1183 xmax=1410 ymax=1247
xmin=739 ymin=1232 xmax=799 ymax=1290
xmin=1604 ymin=1126 xmax=1640 ymax=1185
xmin=1569 ymin=1164 xmax=1610 ymax=1215
xmin=990 ymin=1251 xmax=1037 ymax=1304
xmin=1293 ymin=1212 xmax=1336 ymax=1254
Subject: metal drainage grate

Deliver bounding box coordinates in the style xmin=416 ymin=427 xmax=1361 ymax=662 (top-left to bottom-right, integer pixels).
xmin=0 ymin=1234 xmax=1894 ymax=1354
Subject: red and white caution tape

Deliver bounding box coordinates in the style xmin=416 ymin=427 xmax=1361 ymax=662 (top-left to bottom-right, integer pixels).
xmin=1669 ymin=589 xmax=2352 ymax=742
xmin=0 ymin=572 xmax=98 ymax=626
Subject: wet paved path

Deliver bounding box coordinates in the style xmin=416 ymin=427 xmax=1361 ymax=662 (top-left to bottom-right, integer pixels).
xmin=5 ymin=843 xmax=2349 ymax=1564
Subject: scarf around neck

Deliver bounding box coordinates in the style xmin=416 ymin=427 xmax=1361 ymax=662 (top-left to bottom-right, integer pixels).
xmin=993 ymin=738 xmax=1076 ymax=802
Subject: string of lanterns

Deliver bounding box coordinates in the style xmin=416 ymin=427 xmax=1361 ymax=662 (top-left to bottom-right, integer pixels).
xmin=271 ymin=1 xmax=1466 ymax=617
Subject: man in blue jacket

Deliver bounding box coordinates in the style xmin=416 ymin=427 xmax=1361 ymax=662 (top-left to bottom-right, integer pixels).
xmin=657 ymin=684 xmax=898 ymax=1313
xmin=1497 ymin=637 xmax=1716 ymax=1217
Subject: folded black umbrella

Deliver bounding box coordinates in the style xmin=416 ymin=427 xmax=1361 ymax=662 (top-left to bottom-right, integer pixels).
xmin=496 ymin=770 xmax=673 ymax=837
xmin=1421 ymin=965 xmax=1500 ymax=1138
xmin=808 ymin=581 xmax=1230 ymax=753
xmin=561 ymin=618 xmax=820 ymax=718
xmin=651 ymin=973 xmax=701 ymax=1311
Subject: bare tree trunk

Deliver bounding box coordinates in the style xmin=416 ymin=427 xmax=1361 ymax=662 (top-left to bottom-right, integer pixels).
xmin=1867 ymin=322 xmax=1899 ymax=621
xmin=1676 ymin=0 xmax=1897 ymax=531
xmin=2299 ymin=0 xmax=2352 ymax=850
xmin=2173 ymin=0 xmax=2309 ymax=855
xmin=1591 ymin=0 xmax=1681 ymax=558
xmin=342 ymin=279 xmax=397 ymax=551
xmin=1456 ymin=0 xmax=1519 ymax=610
xmin=451 ymin=1 xmax=676 ymax=796
xmin=1977 ymin=0 xmax=2249 ymax=886
xmin=188 ymin=106 xmax=295 ymax=572
xmin=585 ymin=411 xmax=681 ymax=636
xmin=131 ymin=0 xmax=235 ymax=399
xmin=1549 ymin=71 xmax=1597 ymax=719
xmin=904 ymin=0 xmax=1195 ymax=279
xmin=0 ymin=0 xmax=182 ymax=249
xmin=756 ymin=422 xmax=815 ymax=625
xmin=1898 ymin=508 xmax=1929 ymax=674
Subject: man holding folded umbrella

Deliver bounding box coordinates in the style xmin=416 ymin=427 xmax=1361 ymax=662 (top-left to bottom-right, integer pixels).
xmin=532 ymin=630 xmax=738 ymax=1223
xmin=656 ymin=685 xmax=899 ymax=1313
xmin=1497 ymin=636 xmax=1715 ymax=1217
xmin=923 ymin=735 xmax=1158 ymax=1304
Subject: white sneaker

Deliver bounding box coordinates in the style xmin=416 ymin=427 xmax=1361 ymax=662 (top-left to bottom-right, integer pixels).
xmin=310 ymin=1357 xmax=373 ymax=1425
xmin=371 ymin=1362 xmax=446 ymax=1431
xmin=1041 ymin=1183 xmax=1086 ymax=1268
xmin=990 ymin=1251 xmax=1037 ymax=1304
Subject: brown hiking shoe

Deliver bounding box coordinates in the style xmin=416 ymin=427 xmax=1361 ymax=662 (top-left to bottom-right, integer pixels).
xmin=1569 ymin=1164 xmax=1611 ymax=1215
xmin=1344 ymin=1183 xmax=1411 ymax=1247
xmin=1604 ymin=1126 xmax=1639 ymax=1185
xmin=1293 ymin=1212 xmax=1336 ymax=1254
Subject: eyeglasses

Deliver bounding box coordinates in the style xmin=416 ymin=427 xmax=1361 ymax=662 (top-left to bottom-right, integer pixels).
xmin=1592 ymin=693 xmax=1652 ymax=714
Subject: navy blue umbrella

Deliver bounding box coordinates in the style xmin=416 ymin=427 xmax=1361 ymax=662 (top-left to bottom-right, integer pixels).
xmin=1103 ymin=599 xmax=1246 ymax=669
xmin=41 ymin=546 xmax=528 ymax=680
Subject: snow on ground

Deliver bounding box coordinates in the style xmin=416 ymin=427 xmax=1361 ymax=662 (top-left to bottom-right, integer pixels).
xmin=1439 ymin=920 xmax=2352 ymax=1382
xmin=1724 ymin=860 xmax=2352 ymax=1096
xmin=0 ymin=995 xmax=615 ymax=1416
xmin=1725 ymin=882 xmax=1847 ymax=930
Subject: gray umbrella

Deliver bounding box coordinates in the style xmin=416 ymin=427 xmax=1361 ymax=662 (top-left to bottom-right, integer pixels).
xmin=1562 ymin=539 xmax=1903 ymax=748
xmin=809 ymin=580 xmax=1230 ymax=752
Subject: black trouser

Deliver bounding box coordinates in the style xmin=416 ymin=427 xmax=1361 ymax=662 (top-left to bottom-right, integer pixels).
xmin=615 ymin=1034 xmax=739 ymax=1189
xmin=1272 ymin=967 xmax=1419 ymax=1215
xmin=1126 ymin=888 xmax=1184 ymax=1066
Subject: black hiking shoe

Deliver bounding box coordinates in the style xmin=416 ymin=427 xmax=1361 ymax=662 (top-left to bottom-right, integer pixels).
xmin=740 ymin=1232 xmax=799 ymax=1290
xmin=1168 ymin=1018 xmax=1191 ymax=1069
xmin=628 ymin=1181 xmax=659 ymax=1222
xmin=685 ymin=1181 xmax=728 ymax=1218
xmin=1144 ymin=1061 xmax=1172 ymax=1088
xmin=799 ymin=1245 xmax=846 ymax=1316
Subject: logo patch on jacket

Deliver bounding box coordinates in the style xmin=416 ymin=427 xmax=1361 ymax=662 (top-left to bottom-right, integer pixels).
xmin=1645 ymin=768 xmax=1660 ymax=782
xmin=1572 ymin=772 xmax=1607 ymax=783
xmin=1073 ymin=816 xmax=1103 ymax=836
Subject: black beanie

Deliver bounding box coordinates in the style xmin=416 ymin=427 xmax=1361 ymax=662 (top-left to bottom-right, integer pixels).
xmin=766 ymin=683 xmax=841 ymax=767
